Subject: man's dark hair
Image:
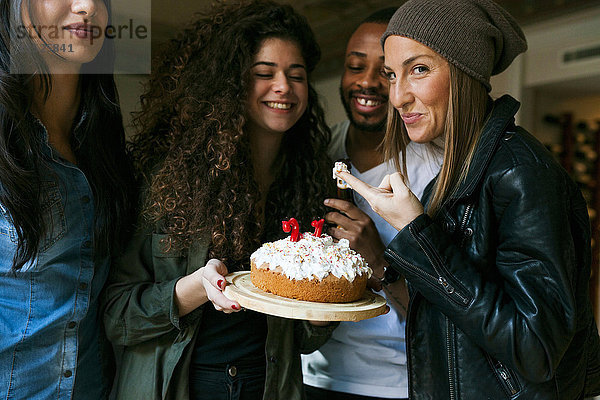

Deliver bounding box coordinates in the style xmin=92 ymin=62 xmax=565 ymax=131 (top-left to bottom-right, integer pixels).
xmin=360 ymin=7 xmax=398 ymax=26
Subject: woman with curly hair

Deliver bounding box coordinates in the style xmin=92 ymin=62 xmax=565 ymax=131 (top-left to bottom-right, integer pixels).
xmin=103 ymin=1 xmax=335 ymax=399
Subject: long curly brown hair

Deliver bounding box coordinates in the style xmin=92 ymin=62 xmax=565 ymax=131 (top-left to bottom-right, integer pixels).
xmin=129 ymin=0 xmax=333 ymax=268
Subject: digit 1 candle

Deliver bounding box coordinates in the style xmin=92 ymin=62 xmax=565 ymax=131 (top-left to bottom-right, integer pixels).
xmin=311 ymin=219 xmax=324 ymax=237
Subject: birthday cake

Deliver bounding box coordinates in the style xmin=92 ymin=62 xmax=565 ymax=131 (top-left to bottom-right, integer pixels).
xmin=250 ymin=219 xmax=372 ymax=303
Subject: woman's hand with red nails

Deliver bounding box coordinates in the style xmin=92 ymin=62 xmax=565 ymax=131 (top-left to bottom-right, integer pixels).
xmin=174 ymin=258 xmax=241 ymax=316
xmin=199 ymin=259 xmax=241 ymax=313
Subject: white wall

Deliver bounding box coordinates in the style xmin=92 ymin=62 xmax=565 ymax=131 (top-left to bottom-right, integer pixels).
xmin=490 ymin=55 xmax=525 ymax=125
xmin=522 ymin=8 xmax=600 ymax=89
xmin=505 ymin=7 xmax=600 ymax=140
xmin=314 ymin=75 xmax=345 ymax=126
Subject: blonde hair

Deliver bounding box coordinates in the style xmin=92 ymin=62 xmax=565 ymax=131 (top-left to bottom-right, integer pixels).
xmin=383 ymin=63 xmax=488 ymax=217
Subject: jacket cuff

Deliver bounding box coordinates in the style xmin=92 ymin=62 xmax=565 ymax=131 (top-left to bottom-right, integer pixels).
xmin=166 ymin=278 xmax=183 ymax=329
xmin=384 ymin=212 xmax=438 ymax=277
xmin=385 ymin=213 xmax=433 ymax=265
xmin=302 ymin=320 xmax=339 ymax=337
xmin=405 ymin=212 xmax=433 ymax=232
xmin=297 ymin=320 xmax=339 ymax=354
xmin=169 ymin=277 xmax=204 ymax=330
xmin=384 ymin=213 xmax=473 ymax=308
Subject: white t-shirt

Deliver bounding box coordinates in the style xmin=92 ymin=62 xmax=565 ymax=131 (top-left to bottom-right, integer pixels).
xmin=301 ymin=120 xmax=443 ymax=398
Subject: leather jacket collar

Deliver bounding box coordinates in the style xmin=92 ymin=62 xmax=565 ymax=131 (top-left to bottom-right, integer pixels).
xmin=450 ymin=95 xmax=520 ymax=201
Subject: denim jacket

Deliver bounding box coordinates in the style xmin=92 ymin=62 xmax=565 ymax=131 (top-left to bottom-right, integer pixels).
xmin=0 ymin=119 xmax=112 ymax=399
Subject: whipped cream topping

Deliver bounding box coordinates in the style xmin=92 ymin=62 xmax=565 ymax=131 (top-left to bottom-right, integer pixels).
xmin=251 ymin=233 xmax=372 ymax=282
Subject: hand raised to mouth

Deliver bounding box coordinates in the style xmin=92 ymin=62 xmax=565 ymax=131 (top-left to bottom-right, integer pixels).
xmin=334 ymin=170 xmax=424 ymax=232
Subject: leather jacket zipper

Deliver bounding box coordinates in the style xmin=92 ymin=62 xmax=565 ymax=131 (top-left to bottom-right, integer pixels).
xmin=385 ymin=248 xmax=469 ymax=306
xmin=385 ymin=248 xmax=471 ymax=307
xmin=459 ymin=204 xmax=473 ymax=231
xmin=405 ymin=290 xmax=416 ymax=398
xmin=446 ymin=317 xmax=457 ymax=400
xmin=496 ymin=360 xmax=518 ymax=396
xmin=406 ymin=226 xmax=471 ymax=306
xmin=385 ymin=249 xmax=439 ymax=287
xmin=459 ymin=204 xmax=474 ymax=246
xmin=485 ymin=353 xmax=520 ymax=397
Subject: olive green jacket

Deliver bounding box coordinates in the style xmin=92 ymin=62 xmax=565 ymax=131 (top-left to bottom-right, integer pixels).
xmin=103 ymin=228 xmax=337 ymax=400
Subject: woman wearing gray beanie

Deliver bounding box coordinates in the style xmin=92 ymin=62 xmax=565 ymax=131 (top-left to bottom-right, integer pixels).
xmin=335 ymin=0 xmax=600 ymax=399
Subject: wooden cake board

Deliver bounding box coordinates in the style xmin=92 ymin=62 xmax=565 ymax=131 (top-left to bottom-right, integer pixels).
xmin=223 ymin=271 xmax=387 ymax=321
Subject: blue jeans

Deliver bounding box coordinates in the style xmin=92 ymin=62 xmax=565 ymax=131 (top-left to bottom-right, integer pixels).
xmin=189 ymin=362 xmax=266 ymax=400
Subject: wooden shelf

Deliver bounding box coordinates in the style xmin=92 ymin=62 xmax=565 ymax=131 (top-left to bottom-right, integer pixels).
xmin=546 ymin=113 xmax=600 ymax=320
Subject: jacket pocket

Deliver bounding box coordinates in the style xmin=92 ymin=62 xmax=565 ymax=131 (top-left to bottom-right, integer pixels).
xmin=0 ymin=203 xmax=18 ymax=243
xmin=151 ymin=233 xmax=185 ymax=281
xmin=485 ymin=353 xmax=522 ymax=398
xmin=0 ymin=203 xmax=18 ymax=272
xmin=39 ymin=180 xmax=66 ymax=252
xmin=151 ymin=233 xmax=183 ymax=258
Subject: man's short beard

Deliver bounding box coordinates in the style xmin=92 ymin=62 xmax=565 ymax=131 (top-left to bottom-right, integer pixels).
xmin=339 ymin=86 xmax=387 ymax=133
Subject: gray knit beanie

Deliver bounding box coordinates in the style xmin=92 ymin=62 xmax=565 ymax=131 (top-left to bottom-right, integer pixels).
xmin=381 ymin=0 xmax=527 ymax=91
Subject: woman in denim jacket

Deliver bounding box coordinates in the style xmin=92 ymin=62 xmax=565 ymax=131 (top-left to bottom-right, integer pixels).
xmin=103 ymin=1 xmax=336 ymax=399
xmin=0 ymin=0 xmax=134 ymax=399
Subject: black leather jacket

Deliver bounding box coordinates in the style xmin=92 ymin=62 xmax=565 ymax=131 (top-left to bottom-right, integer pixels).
xmin=385 ymin=95 xmax=600 ymax=400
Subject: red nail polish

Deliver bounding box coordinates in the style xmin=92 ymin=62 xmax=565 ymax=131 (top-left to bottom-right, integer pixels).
xmin=217 ymin=279 xmax=224 ymax=289
xmin=232 ymin=305 xmax=239 ymax=310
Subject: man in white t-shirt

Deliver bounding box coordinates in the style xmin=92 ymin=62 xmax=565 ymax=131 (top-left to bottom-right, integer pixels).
xmin=302 ymin=8 xmax=442 ymax=400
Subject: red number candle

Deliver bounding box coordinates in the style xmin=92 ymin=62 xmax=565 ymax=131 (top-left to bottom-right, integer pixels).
xmin=311 ymin=219 xmax=324 ymax=237
xmin=282 ymin=218 xmax=301 ymax=242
